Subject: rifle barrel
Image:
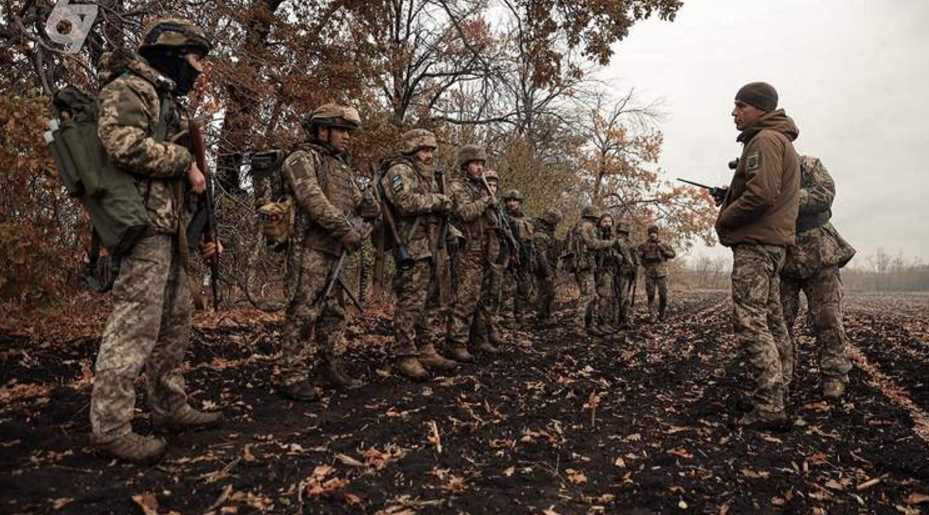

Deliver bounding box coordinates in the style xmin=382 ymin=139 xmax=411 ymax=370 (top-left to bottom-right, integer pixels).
xmin=676 ymin=178 xmax=713 ymax=190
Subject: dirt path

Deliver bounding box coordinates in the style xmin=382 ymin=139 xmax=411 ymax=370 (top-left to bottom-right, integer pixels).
xmin=2 ymin=290 xmax=928 ymax=513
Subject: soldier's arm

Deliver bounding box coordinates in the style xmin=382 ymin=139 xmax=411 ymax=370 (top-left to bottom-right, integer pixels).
xmin=716 ymin=132 xmax=785 ymax=229
xmin=798 ymin=157 xmax=835 ymax=216
xmin=382 ymin=164 xmax=446 ymax=216
xmin=283 ymin=151 xmax=352 ymax=238
xmin=97 ymin=80 xmax=192 ymax=178
xmin=661 ymin=243 xmax=676 ymax=259
xmin=449 ymin=179 xmax=493 ymax=222
xmin=580 ymin=223 xmax=613 ymax=250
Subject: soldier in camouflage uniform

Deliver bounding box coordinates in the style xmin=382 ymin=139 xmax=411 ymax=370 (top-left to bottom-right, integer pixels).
xmin=531 ymin=208 xmax=563 ymax=322
xmin=781 ymin=156 xmax=856 ymax=400
xmin=588 ymin=214 xmax=619 ymax=335
xmin=446 ymin=145 xmax=499 ymax=361
xmin=90 ymin=18 xmax=221 ymax=463
xmin=502 ymin=189 xmax=535 ymax=326
xmin=470 ymin=170 xmax=506 ymax=352
xmin=615 ymin=220 xmax=639 ymax=328
xmin=636 ymin=225 xmax=676 ymax=322
xmin=716 ymin=82 xmax=800 ymax=429
xmin=570 ymin=206 xmax=616 ymax=334
xmin=275 ymin=104 xmax=380 ymax=400
xmin=380 ymin=129 xmax=457 ymax=380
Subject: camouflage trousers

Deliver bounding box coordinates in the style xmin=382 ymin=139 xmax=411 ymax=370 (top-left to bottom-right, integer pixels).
xmin=575 ymin=269 xmax=595 ymax=328
xmin=392 ymin=258 xmax=443 ymax=357
xmin=448 ymin=248 xmax=488 ymax=348
xmin=534 ymin=271 xmax=556 ymax=321
xmin=506 ymin=267 xmax=533 ymax=321
xmin=91 ymin=234 xmax=192 ymax=442
xmin=616 ymin=272 xmax=636 ymax=327
xmin=589 ymin=271 xmax=617 ymax=328
xmin=731 ymin=243 xmax=792 ymax=414
xmin=645 ymin=274 xmax=668 ymax=320
xmin=278 ymin=247 xmax=347 ymax=386
xmin=781 ymin=267 xmax=852 ymax=382
xmin=471 ymin=264 xmax=504 ymax=344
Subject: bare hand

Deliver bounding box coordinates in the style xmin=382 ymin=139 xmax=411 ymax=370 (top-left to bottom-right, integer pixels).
xmin=200 ymin=240 xmax=223 ymax=258
xmin=187 ymin=162 xmax=206 ymax=194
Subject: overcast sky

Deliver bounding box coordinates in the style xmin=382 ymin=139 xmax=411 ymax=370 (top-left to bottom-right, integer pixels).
xmin=599 ymin=0 xmax=929 ymax=265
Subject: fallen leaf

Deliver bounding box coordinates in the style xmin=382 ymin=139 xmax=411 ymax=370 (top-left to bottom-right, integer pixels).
xmin=906 ymin=493 xmax=929 ymax=505
xmin=565 ymin=468 xmax=587 ymax=485
xmin=503 ymin=466 xmax=515 ymax=477
xmin=741 ymin=468 xmax=770 ymax=479
xmin=51 ymin=498 xmax=74 ymax=510
xmin=132 ymin=493 xmax=159 ymax=515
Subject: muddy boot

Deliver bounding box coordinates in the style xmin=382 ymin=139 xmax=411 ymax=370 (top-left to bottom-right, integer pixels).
xmin=397 ymin=357 xmax=429 ymax=381
xmin=324 ymin=357 xmax=364 ymax=389
xmin=153 ymin=404 xmax=224 ymax=432
xmin=279 ymin=380 xmax=323 ymax=402
xmin=449 ymin=346 xmax=475 ymax=363
xmin=737 ymin=409 xmax=790 ymax=432
xmin=587 ymin=323 xmax=606 ymax=337
xmin=822 ymin=378 xmax=847 ymax=400
xmin=476 ymin=341 xmax=500 ymax=354
xmin=419 ymin=345 xmax=459 ymax=371
xmin=95 ymin=432 xmax=167 ymax=464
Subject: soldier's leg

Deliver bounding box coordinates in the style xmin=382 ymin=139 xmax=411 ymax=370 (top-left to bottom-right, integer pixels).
xmin=731 ymin=244 xmax=786 ymax=416
xmin=596 ymin=273 xmax=616 ymax=332
xmin=317 ymin=287 xmax=362 ymax=389
xmin=780 ymin=277 xmax=802 ymax=341
xmin=277 ymin=249 xmax=329 ymax=391
xmin=575 ymin=270 xmax=595 ymax=330
xmin=514 ymin=268 xmax=532 ymax=323
xmin=536 ymin=273 xmax=554 ymax=321
xmin=91 ymin=235 xmax=173 ymax=442
xmin=657 ymin=276 xmax=669 ymax=320
xmin=448 ymin=250 xmax=483 ymax=352
xmin=807 ymin=267 xmax=852 ymax=385
xmin=764 ymin=251 xmax=793 ymax=396
xmin=394 ymin=259 xmax=431 ymax=357
xmin=645 ymin=276 xmax=657 ymax=321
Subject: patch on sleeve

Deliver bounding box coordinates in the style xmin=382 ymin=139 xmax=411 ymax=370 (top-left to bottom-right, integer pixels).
xmin=391 ymin=174 xmax=404 ymax=193
xmin=746 ymin=152 xmax=761 ymax=174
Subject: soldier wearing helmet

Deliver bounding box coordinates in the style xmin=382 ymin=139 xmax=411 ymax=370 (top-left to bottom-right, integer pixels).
xmin=91 ymin=18 xmax=222 ymax=464
xmin=379 ymin=129 xmax=457 ymax=380
xmin=565 ymin=205 xmax=616 ymax=335
xmin=445 ymin=144 xmax=501 ymax=361
xmin=470 ymin=168 xmax=507 ymax=353
xmin=615 ymin=219 xmax=639 ymax=328
xmin=274 ymin=102 xmax=380 ymax=400
xmin=531 ymin=207 xmax=563 ymax=322
xmin=637 ymin=224 xmax=676 ymax=322
xmin=500 ymin=188 xmax=534 ymax=326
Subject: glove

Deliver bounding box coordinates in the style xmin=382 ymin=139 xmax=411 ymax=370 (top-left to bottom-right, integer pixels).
xmin=432 ymin=194 xmax=452 ymax=214
xmin=712 ymin=187 xmax=728 ymax=207
xmin=340 ymin=229 xmax=363 ymax=252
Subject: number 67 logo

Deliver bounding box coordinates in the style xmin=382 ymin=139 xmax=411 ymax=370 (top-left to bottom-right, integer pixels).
xmin=45 ymin=0 xmax=98 ymax=54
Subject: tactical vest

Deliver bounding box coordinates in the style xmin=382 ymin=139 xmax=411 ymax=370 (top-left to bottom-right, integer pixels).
xmin=453 ymin=178 xmax=493 ymax=252
xmin=378 ymin=157 xmax=440 ymax=259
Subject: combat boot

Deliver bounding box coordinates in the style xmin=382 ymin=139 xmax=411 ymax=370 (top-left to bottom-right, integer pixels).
xmin=95 ymin=432 xmax=167 ymax=464
xmin=449 ymin=346 xmax=475 ymax=363
xmin=737 ymin=409 xmax=790 ymax=432
xmin=397 ymin=357 xmax=429 ymax=381
xmin=476 ymin=341 xmax=500 ymax=354
xmin=323 ymin=357 xmax=364 ymax=389
xmin=279 ymin=380 xmax=323 ymax=402
xmin=419 ymin=344 xmax=459 ymax=371
xmin=153 ymin=404 xmax=223 ymax=432
xmin=822 ymin=378 xmax=847 ymax=400
xmin=587 ymin=324 xmax=606 ymax=337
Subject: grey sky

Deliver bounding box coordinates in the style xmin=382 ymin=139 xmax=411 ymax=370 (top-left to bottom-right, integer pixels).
xmin=600 ymin=0 xmax=929 ymax=265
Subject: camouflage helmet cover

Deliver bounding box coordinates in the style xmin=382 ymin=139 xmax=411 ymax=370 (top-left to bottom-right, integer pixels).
xmin=647 ymin=224 xmax=660 ymax=234
xmin=457 ymin=144 xmax=487 ymax=169
xmin=581 ymin=206 xmax=599 ymax=219
xmin=140 ymin=18 xmax=212 ymax=56
xmin=483 ymin=169 xmax=499 ymax=182
xmin=541 ymin=208 xmax=563 ymax=226
xmin=400 ymin=129 xmax=438 ymax=154
xmin=302 ymin=103 xmax=362 ymax=132
xmin=503 ymin=189 xmax=523 ymax=201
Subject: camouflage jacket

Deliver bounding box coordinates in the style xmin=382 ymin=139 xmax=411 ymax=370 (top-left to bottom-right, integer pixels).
xmin=637 ymin=240 xmax=676 ymax=278
xmin=781 ymin=156 xmax=856 ymax=279
xmin=448 ymin=173 xmax=496 ymax=254
xmin=283 ymin=141 xmax=376 ymax=256
xmin=380 ymin=157 xmax=447 ymax=260
xmin=97 ymin=56 xmax=192 ymax=233
xmin=531 ymin=223 xmax=559 ymax=278
xmin=618 ymin=235 xmax=639 ymax=275
xmin=576 ymin=218 xmax=614 ymax=271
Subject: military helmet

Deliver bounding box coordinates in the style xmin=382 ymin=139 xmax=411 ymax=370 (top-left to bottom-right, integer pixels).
xmin=541 ymin=208 xmax=562 ymax=227
xmin=647 ymin=224 xmax=659 ymax=234
xmin=483 ymin=169 xmax=499 ymax=182
xmin=457 ymin=144 xmax=487 ymax=169
xmin=503 ymin=189 xmax=523 ymax=201
xmin=400 ymin=129 xmax=438 ymax=154
xmin=140 ymin=18 xmax=211 ymax=56
xmin=302 ymin=103 xmax=362 ymax=133
xmin=581 ymin=206 xmax=599 ymax=219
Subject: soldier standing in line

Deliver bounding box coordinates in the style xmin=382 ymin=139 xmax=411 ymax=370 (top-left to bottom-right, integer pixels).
xmin=568 ymin=206 xmax=616 ymax=335
xmin=502 ymin=189 xmax=535 ymax=327
xmin=781 ymin=155 xmax=856 ymax=400
xmin=615 ymin=219 xmax=639 ymax=329
xmin=470 ymin=169 xmax=507 ymax=352
xmin=531 ymin=208 xmax=563 ymax=324
xmin=588 ymin=213 xmax=621 ymax=335
xmin=636 ymin=225 xmax=676 ymax=322
xmin=380 ymin=129 xmax=459 ymax=381
xmin=275 ymin=104 xmax=380 ymax=401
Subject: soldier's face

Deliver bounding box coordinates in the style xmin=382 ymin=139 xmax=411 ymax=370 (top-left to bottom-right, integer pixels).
xmin=649 ymin=232 xmax=658 ymax=241
xmin=732 ymin=101 xmax=764 ymax=131
xmin=486 ymin=180 xmax=498 ymax=195
xmin=414 ymin=147 xmax=435 ymax=167
xmin=466 ymin=160 xmax=484 ymax=179
xmin=600 ymin=217 xmax=613 ymax=230
xmin=185 ymin=53 xmax=205 ymax=73
xmin=324 ymin=127 xmax=351 ymax=152
xmin=505 ymin=199 xmax=520 ymax=211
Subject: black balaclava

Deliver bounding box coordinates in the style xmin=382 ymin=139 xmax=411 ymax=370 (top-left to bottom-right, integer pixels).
xmin=142 ymin=50 xmax=200 ymax=96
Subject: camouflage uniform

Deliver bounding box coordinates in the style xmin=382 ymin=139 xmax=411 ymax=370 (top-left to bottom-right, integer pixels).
xmin=502 ymin=190 xmax=534 ymax=324
xmin=90 ymin=20 xmax=215 ymax=452
xmin=447 ymin=146 xmax=497 ymax=355
xmin=277 ymin=105 xmax=378 ymax=393
xmin=572 ymin=209 xmax=615 ymax=331
xmin=615 ymin=221 xmax=639 ymax=327
xmin=531 ymin=209 xmax=561 ymax=321
xmin=636 ymin=227 xmax=676 ymax=321
xmin=781 ymin=156 xmax=855 ymax=395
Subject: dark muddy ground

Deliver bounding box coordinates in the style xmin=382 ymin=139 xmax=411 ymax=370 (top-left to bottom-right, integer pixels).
xmin=2 ymin=289 xmax=928 ymax=514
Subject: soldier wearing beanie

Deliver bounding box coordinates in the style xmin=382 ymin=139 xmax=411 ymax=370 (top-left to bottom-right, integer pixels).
xmin=716 ymin=81 xmax=801 ymax=430
xmin=636 ymin=224 xmax=675 ymax=323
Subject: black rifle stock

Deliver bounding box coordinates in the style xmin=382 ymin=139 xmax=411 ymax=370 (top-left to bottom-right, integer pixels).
xmin=186 ymin=120 xmax=221 ymax=310
xmin=479 ymin=175 xmax=521 ymax=267
xmin=676 ymin=178 xmax=728 ymax=205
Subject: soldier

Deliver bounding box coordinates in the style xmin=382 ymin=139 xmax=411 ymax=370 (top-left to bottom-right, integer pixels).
xmin=380 ymin=129 xmax=458 ymax=381
xmin=615 ymin=219 xmax=639 ymax=328
xmin=470 ymin=169 xmax=506 ymax=352
xmin=716 ymin=81 xmax=800 ymax=429
xmin=446 ymin=145 xmax=499 ymax=361
xmin=636 ymin=225 xmax=676 ymax=322
xmin=502 ymin=189 xmax=535 ymax=326
xmin=781 ymin=156 xmax=855 ymax=400
xmin=531 ymin=208 xmax=563 ymax=322
xmin=569 ymin=206 xmax=616 ymax=334
xmin=90 ymin=18 xmax=222 ymax=463
xmin=275 ymin=103 xmax=380 ymax=401
xmin=589 ymin=214 xmax=620 ymax=335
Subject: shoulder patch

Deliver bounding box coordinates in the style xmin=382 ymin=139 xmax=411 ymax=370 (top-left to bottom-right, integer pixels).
xmin=746 ymin=152 xmax=761 ymax=173
xmin=391 ymin=174 xmax=404 ymax=193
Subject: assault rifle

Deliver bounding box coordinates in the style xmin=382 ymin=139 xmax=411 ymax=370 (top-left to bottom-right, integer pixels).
xmin=676 ymin=178 xmax=728 ymax=206
xmin=479 ymin=175 xmax=521 ymax=266
xmin=316 ymin=216 xmax=369 ymax=312
xmin=370 ymin=163 xmax=414 ymax=270
xmin=185 ymin=120 xmax=221 ymax=310
xmin=434 ymin=168 xmax=450 ymax=250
